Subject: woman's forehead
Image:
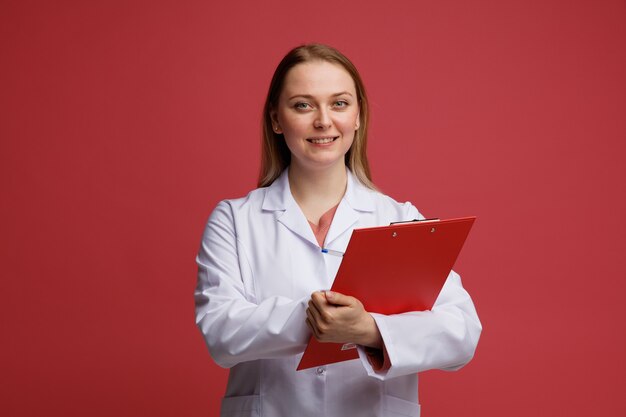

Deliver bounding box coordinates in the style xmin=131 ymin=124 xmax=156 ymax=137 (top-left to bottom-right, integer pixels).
xmin=281 ymin=61 xmax=357 ymax=98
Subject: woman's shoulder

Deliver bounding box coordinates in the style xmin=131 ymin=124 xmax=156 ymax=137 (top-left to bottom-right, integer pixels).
xmin=214 ymin=169 xmax=290 ymax=215
xmin=200 ymin=187 xmax=271 ymax=241
xmin=370 ymin=190 xmax=424 ymax=221
xmin=348 ymin=173 xmax=424 ymax=221
xmin=210 ymin=186 xmax=269 ymax=218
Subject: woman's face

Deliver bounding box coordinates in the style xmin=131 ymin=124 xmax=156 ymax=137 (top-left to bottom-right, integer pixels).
xmin=272 ymin=61 xmax=360 ymax=173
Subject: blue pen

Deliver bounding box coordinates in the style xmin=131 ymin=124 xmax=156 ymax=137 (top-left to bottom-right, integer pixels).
xmin=321 ymin=248 xmax=344 ymax=257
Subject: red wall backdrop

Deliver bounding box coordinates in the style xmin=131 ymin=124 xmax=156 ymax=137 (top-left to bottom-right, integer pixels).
xmin=2 ymin=1 xmax=625 ymax=416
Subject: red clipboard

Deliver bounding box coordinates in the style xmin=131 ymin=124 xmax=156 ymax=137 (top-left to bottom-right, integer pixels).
xmin=297 ymin=216 xmax=476 ymax=371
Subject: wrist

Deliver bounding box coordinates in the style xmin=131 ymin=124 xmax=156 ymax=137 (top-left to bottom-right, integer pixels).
xmin=359 ymin=314 xmax=383 ymax=349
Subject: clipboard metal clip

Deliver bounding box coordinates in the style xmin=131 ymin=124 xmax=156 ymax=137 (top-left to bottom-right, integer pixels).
xmin=389 ymin=218 xmax=440 ymax=225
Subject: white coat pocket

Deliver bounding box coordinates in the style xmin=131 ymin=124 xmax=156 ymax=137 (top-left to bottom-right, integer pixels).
xmin=220 ymin=394 xmax=260 ymax=417
xmin=383 ymin=394 xmax=421 ymax=417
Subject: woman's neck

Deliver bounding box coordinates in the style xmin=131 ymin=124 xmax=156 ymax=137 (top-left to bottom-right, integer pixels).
xmin=288 ymin=162 xmax=347 ymax=225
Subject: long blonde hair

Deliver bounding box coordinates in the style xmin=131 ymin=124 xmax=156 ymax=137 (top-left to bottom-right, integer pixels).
xmin=258 ymin=44 xmax=375 ymax=189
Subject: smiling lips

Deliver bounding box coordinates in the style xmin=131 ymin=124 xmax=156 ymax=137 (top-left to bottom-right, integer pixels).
xmin=307 ymin=137 xmax=338 ymax=144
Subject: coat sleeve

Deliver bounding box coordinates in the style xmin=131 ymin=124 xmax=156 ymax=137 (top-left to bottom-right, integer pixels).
xmin=357 ymin=204 xmax=482 ymax=380
xmin=194 ymin=201 xmax=310 ymax=368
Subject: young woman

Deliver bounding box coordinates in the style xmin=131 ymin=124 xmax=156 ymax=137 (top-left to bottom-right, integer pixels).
xmin=195 ymin=44 xmax=481 ymax=417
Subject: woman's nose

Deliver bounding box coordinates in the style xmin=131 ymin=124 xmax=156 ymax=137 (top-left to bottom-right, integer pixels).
xmin=314 ymin=109 xmax=332 ymax=129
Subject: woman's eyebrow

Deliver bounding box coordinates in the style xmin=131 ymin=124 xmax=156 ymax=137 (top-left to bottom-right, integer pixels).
xmin=287 ymin=91 xmax=355 ymax=101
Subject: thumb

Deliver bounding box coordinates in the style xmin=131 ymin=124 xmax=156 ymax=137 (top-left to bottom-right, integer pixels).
xmin=324 ymin=291 xmax=352 ymax=306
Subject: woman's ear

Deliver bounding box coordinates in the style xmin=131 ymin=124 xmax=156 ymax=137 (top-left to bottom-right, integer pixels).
xmin=270 ymin=109 xmax=282 ymax=134
xmin=355 ymin=111 xmax=360 ymax=130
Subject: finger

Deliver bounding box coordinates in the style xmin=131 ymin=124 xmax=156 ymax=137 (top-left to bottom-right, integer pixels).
xmin=311 ymin=297 xmax=337 ymax=325
xmin=310 ymin=291 xmax=329 ymax=311
xmin=324 ymin=291 xmax=354 ymax=307
xmin=309 ymin=300 xmax=329 ymax=319
xmin=306 ymin=306 xmax=318 ymax=326
xmin=305 ymin=317 xmax=320 ymax=340
xmin=307 ymin=301 xmax=324 ymax=324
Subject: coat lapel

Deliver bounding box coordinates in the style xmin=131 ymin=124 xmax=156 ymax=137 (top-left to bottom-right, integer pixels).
xmin=262 ymin=168 xmax=376 ymax=249
xmin=262 ymin=169 xmax=320 ymax=248
xmin=277 ymin=204 xmax=320 ymax=248
xmin=324 ymin=170 xmax=375 ymax=248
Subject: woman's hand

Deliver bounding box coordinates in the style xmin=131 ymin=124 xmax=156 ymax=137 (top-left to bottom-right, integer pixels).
xmin=306 ymin=291 xmax=383 ymax=349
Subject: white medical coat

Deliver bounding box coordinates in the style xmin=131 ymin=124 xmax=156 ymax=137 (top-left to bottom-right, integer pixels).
xmin=195 ymin=169 xmax=482 ymax=417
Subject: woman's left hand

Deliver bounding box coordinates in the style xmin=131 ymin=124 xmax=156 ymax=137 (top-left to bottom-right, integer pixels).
xmin=306 ymin=291 xmax=383 ymax=348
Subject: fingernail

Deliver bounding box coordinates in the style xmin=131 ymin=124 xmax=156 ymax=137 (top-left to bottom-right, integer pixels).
xmin=325 ymin=291 xmax=334 ymax=299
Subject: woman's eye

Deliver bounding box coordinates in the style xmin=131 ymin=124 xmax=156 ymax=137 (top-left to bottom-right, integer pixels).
xmin=294 ymin=102 xmax=311 ymax=110
xmin=334 ymin=100 xmax=349 ymax=108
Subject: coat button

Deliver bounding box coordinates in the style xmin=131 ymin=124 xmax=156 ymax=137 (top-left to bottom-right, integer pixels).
xmin=316 ymin=367 xmax=326 ymax=375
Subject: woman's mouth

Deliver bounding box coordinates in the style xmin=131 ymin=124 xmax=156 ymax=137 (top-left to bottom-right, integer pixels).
xmin=307 ymin=137 xmax=338 ymax=144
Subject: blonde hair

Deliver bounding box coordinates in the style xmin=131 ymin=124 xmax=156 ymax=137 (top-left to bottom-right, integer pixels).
xmin=258 ymin=44 xmax=375 ymax=189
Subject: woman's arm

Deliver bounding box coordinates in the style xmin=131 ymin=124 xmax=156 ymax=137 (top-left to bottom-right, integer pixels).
xmin=361 ymin=270 xmax=482 ymax=379
xmin=305 ymin=271 xmax=481 ymax=379
xmin=195 ymin=201 xmax=310 ymax=368
xmin=306 ymin=202 xmax=482 ymax=379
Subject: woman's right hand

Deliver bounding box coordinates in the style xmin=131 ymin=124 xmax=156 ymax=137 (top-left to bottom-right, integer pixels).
xmin=305 ymin=290 xmax=383 ymax=349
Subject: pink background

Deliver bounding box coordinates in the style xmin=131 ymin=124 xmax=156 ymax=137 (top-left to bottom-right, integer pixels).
xmin=2 ymin=1 xmax=625 ymax=416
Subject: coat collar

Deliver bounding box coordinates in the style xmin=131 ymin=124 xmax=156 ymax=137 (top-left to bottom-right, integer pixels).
xmin=262 ymin=168 xmax=375 ymax=247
